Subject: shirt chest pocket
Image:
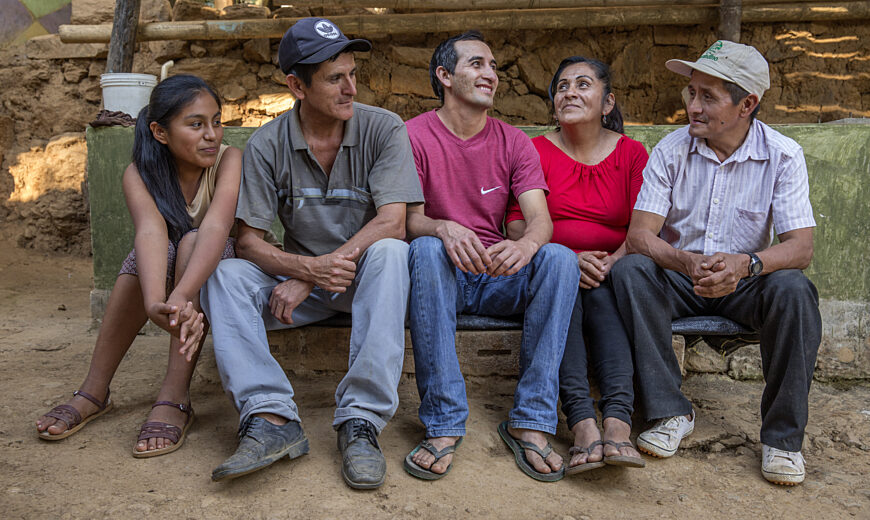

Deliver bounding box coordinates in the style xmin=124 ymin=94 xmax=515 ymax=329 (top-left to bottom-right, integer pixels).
xmin=730 ymin=206 xmax=772 ymax=254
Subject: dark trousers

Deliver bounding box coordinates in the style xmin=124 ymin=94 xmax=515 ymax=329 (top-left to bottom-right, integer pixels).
xmin=559 ymin=278 xmax=635 ymax=429
xmin=610 ymin=254 xmax=821 ymax=452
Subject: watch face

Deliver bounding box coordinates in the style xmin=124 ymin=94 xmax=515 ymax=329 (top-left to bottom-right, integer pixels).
xmin=750 ymin=256 xmax=763 ymax=275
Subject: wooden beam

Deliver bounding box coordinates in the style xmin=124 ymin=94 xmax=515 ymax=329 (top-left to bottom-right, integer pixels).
xmin=288 ymin=0 xmax=831 ymax=8
xmin=59 ymin=2 xmax=870 ymax=43
xmin=106 ymin=0 xmax=142 ymax=73
xmin=719 ymin=0 xmax=742 ymax=41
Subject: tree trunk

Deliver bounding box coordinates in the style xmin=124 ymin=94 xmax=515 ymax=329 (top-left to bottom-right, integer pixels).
xmin=105 ymin=0 xmax=142 ymax=73
xmin=719 ymin=0 xmax=743 ymax=42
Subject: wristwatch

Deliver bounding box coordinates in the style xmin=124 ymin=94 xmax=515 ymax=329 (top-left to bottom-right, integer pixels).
xmin=747 ymin=253 xmax=763 ymax=277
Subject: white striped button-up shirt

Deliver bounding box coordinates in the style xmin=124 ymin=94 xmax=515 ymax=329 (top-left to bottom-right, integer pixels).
xmin=634 ymin=119 xmax=816 ymax=256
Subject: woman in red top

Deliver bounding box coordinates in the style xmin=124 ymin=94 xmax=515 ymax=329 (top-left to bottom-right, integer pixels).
xmin=507 ymin=56 xmax=648 ymax=474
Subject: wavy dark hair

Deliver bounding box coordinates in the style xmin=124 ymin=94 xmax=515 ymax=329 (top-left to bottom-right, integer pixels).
xmin=549 ymin=56 xmax=624 ymax=134
xmin=133 ymin=74 xmax=221 ymax=242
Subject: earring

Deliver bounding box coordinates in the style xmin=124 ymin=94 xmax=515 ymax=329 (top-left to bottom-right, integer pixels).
xmin=602 ymin=114 xmax=607 ymax=125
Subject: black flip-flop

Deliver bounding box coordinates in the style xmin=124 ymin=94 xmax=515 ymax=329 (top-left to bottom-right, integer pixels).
xmin=565 ymin=439 xmax=607 ymax=475
xmin=497 ymin=421 xmax=564 ymax=482
xmin=404 ymin=437 xmax=463 ymax=480
xmin=603 ymin=440 xmax=646 ymax=468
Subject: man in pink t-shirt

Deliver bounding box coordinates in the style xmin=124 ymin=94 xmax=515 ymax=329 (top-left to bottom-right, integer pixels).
xmin=402 ymin=31 xmax=580 ymax=483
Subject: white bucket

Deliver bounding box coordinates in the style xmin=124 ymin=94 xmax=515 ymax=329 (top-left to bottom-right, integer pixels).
xmin=100 ymin=73 xmax=158 ymax=118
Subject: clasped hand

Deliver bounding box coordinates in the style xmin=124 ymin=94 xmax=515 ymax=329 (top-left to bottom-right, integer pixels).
xmin=577 ymin=251 xmax=617 ymax=289
xmin=304 ymin=248 xmax=360 ymax=293
xmin=146 ymin=298 xmax=204 ymax=362
xmin=685 ymin=251 xmax=748 ymax=298
xmin=438 ymin=221 xmax=534 ymax=277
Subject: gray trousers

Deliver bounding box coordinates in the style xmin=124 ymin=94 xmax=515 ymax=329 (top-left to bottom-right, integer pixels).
xmin=200 ymin=238 xmax=409 ymax=434
xmin=610 ymin=254 xmax=821 ymax=452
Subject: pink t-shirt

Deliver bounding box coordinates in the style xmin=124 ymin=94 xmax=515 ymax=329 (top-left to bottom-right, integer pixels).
xmin=406 ymin=110 xmax=548 ymax=248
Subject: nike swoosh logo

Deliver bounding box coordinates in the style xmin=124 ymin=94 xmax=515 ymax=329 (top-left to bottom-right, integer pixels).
xmin=480 ymin=186 xmax=502 ymax=195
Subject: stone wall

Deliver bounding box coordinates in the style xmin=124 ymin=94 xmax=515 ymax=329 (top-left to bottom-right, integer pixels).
xmin=1 ymin=1 xmax=869 ymax=253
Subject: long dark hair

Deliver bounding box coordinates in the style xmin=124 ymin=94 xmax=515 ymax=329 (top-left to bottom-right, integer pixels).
xmin=133 ymin=74 xmax=221 ymax=242
xmin=548 ymin=56 xmax=624 ymax=134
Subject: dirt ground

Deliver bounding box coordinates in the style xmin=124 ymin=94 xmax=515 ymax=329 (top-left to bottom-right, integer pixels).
xmin=1 ymin=243 xmax=869 ymax=519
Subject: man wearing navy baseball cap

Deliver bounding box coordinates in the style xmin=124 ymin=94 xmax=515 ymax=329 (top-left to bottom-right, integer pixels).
xmin=203 ymin=18 xmax=424 ymax=489
xmin=610 ymin=40 xmax=820 ymax=486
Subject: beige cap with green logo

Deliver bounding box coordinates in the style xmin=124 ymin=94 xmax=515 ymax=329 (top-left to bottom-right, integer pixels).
xmin=666 ymin=40 xmax=770 ymax=101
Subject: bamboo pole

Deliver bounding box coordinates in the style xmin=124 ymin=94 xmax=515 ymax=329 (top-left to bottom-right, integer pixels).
xmin=58 ymin=2 xmax=870 ymax=43
xmin=286 ymin=0 xmax=836 ymax=8
xmin=106 ymin=0 xmax=141 ymax=72
xmin=719 ymin=0 xmax=742 ymax=41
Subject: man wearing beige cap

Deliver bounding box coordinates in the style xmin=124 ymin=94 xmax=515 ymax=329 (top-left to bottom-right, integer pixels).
xmin=610 ymin=40 xmax=820 ymax=485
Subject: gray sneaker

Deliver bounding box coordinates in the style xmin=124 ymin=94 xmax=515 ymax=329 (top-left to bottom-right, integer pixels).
xmin=337 ymin=419 xmax=386 ymax=489
xmin=212 ymin=416 xmax=309 ymax=482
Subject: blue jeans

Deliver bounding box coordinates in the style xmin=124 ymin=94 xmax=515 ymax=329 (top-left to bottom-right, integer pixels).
xmin=408 ymin=236 xmax=580 ymax=437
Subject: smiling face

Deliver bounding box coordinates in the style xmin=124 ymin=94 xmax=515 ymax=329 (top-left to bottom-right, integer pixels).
xmin=289 ymin=52 xmax=357 ymax=122
xmin=443 ymin=40 xmax=498 ymax=109
xmin=153 ymin=91 xmax=223 ymax=172
xmin=552 ymin=62 xmax=615 ymax=127
xmin=685 ymin=71 xmax=747 ymax=140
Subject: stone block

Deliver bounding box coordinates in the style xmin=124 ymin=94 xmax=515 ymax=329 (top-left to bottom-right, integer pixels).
xmin=26 ymin=34 xmax=107 ymax=60
xmin=221 ymin=83 xmax=246 ymax=102
xmin=172 ymin=0 xmax=220 ymax=21
xmin=62 ymin=61 xmax=89 ymax=83
xmin=221 ymin=4 xmax=269 ymax=20
xmin=243 ymin=39 xmax=271 ymax=64
xmin=684 ymin=341 xmax=729 ymax=373
xmin=71 ymin=0 xmax=170 ymax=24
xmin=148 ymin=40 xmax=188 ymax=63
xmin=240 ymin=74 xmax=258 ymax=91
xmin=495 ymin=92 xmax=548 ymax=124
xmin=190 ymin=44 xmax=206 ymax=58
xmin=170 ymin=57 xmax=249 ymax=85
xmin=254 ymin=93 xmax=295 ymax=116
xmin=390 ymin=46 xmax=430 ymax=69
xmin=517 ymin=54 xmax=549 ymax=97
xmin=272 ymin=6 xmax=311 ymax=18
xmin=390 ymin=64 xmax=432 ymax=98
xmin=673 ymin=334 xmax=686 ymax=376
xmin=728 ymin=345 xmax=763 ymax=380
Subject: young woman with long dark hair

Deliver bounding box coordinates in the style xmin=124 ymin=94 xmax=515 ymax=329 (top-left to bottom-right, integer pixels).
xmin=36 ymin=74 xmax=241 ymax=458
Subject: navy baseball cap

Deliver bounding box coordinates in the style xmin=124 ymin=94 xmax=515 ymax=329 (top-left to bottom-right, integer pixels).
xmin=278 ymin=18 xmax=372 ymax=74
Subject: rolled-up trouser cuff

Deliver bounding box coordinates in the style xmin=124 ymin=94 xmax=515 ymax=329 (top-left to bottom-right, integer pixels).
xmin=239 ymin=393 xmax=301 ymax=428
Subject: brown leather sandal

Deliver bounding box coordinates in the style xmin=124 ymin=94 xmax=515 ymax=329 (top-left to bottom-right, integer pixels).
xmin=132 ymin=401 xmax=194 ymax=458
xmin=38 ymin=389 xmax=113 ymax=441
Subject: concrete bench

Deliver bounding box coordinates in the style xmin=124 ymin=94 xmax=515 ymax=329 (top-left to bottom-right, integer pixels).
xmin=86 ymin=123 xmax=870 ymax=381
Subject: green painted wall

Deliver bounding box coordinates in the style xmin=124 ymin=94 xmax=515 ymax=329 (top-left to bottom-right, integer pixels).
xmin=86 ymin=124 xmax=870 ymax=300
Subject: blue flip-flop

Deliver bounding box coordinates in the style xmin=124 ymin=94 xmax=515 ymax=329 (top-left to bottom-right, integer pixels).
xmin=404 ymin=437 xmax=464 ymax=480
xmin=497 ymin=421 xmax=564 ymax=482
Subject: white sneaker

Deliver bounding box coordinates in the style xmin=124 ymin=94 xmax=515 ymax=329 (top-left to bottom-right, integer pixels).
xmin=636 ymin=410 xmax=695 ymax=458
xmin=761 ymin=444 xmax=805 ymax=485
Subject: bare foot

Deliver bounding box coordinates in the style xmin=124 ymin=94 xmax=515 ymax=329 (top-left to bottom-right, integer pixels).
xmin=568 ymin=417 xmax=604 ymax=468
xmin=602 ymin=417 xmax=641 ymax=459
xmin=507 ymin=427 xmax=562 ymax=474
xmin=36 ymin=389 xmax=106 ymax=436
xmin=410 ymin=436 xmax=460 ymax=474
xmin=134 ymin=394 xmax=192 ymax=454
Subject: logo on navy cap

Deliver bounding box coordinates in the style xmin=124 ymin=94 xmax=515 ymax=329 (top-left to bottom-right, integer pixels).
xmin=315 ymin=21 xmax=340 ymax=39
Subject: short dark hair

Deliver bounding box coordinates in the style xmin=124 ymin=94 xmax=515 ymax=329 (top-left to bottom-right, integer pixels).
xmin=288 ymin=51 xmax=347 ymax=87
xmin=723 ymin=81 xmax=761 ymax=120
xmin=549 ymin=56 xmax=624 ymax=134
xmin=429 ymin=30 xmax=487 ymax=103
